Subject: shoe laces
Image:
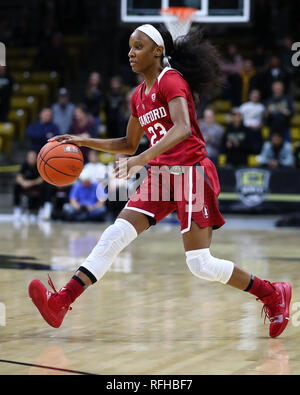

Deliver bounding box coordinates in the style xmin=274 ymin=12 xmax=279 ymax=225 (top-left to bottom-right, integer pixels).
xmin=257 ymin=290 xmax=281 ymax=324
xmin=48 ymin=274 xmax=72 ymax=311
xmin=48 ymin=273 xmax=57 ymax=293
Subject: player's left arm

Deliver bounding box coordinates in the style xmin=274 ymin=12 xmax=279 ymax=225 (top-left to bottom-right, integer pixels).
xmin=114 ymin=97 xmax=191 ymax=179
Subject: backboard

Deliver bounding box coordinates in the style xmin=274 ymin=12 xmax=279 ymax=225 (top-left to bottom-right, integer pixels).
xmin=121 ymin=0 xmax=251 ymax=24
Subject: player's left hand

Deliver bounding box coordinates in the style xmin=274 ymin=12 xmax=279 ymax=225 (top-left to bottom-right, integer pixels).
xmin=113 ymin=155 xmax=145 ymax=180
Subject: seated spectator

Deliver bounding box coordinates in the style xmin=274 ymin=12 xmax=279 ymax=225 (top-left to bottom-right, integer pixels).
xmin=62 ymin=170 xmax=107 ymax=222
xmin=105 ymin=76 xmax=126 ymax=138
xmin=51 ymin=88 xmax=75 ymax=134
xmin=252 ymin=45 xmax=268 ymax=74
xmin=220 ymin=44 xmax=243 ymax=79
xmin=70 ymin=104 xmax=97 ymax=138
xmin=82 ymin=149 xmax=107 ymax=184
xmin=258 ymin=130 xmax=294 ymax=169
xmin=221 ymin=109 xmax=252 ymax=167
xmin=105 ymin=154 xmax=133 ymax=221
xmin=295 ymin=142 xmax=300 ymax=168
xmin=81 ymin=72 xmax=103 ymax=126
xmin=239 ymin=89 xmax=265 ymax=154
xmin=70 ymin=104 xmax=97 ymax=162
xmin=0 ymin=66 xmax=13 ymax=122
xmin=13 ymin=151 xmax=45 ymax=221
xmin=220 ymin=44 xmax=243 ymax=107
xmin=238 ymin=59 xmax=258 ymax=104
xmin=265 ymin=81 xmax=294 ymax=141
xmin=258 ymin=56 xmax=290 ymax=100
xmin=198 ymin=109 xmax=224 ymax=165
xmin=225 ymin=59 xmax=258 ymax=107
xmin=49 ymin=185 xmax=72 ymax=220
xmin=26 ymin=108 xmax=60 ymax=153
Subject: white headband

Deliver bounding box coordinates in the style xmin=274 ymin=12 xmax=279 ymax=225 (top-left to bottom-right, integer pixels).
xmin=136 ymin=24 xmax=165 ymax=55
xmin=136 ymin=24 xmax=171 ymax=67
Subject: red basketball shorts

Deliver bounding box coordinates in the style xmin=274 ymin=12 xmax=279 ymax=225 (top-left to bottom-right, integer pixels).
xmin=125 ymin=157 xmax=225 ymax=233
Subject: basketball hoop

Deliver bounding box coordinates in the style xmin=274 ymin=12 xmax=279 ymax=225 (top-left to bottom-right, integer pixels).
xmin=160 ymin=7 xmax=197 ymax=40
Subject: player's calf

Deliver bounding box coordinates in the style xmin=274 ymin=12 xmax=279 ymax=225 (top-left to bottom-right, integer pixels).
xmin=29 ymin=218 xmax=138 ymax=327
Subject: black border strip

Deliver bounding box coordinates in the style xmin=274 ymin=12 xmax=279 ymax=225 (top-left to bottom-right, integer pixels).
xmin=0 ymin=359 xmax=98 ymax=375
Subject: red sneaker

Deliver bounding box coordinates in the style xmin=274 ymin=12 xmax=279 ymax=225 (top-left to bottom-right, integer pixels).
xmin=28 ymin=274 xmax=72 ymax=328
xmin=257 ymin=282 xmax=292 ymax=338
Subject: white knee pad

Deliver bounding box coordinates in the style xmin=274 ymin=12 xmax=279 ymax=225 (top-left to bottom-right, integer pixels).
xmin=186 ymin=248 xmax=234 ymax=284
xmin=82 ymin=218 xmax=137 ymax=281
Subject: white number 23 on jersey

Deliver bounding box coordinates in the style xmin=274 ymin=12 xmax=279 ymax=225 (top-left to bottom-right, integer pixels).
xmin=148 ymin=123 xmax=167 ymax=146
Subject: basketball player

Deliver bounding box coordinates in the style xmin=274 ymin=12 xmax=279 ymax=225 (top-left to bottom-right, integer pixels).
xmin=29 ymin=24 xmax=291 ymax=338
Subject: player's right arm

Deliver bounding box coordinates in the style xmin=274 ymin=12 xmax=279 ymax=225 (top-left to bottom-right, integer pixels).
xmin=48 ymin=115 xmax=144 ymax=155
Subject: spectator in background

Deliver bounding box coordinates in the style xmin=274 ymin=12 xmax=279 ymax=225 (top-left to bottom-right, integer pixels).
xmin=62 ymin=169 xmax=107 ymax=222
xmin=265 ymin=80 xmax=294 ymax=141
xmin=82 ymin=149 xmax=107 ymax=184
xmin=0 ymin=66 xmax=13 ymax=122
xmin=258 ymin=130 xmax=294 ymax=169
xmin=105 ymin=76 xmax=126 ymax=138
xmin=239 ymin=89 xmax=265 ymax=154
xmin=259 ymin=56 xmax=290 ymax=100
xmin=13 ymin=151 xmax=45 ymax=222
xmin=81 ymin=72 xmax=103 ymax=130
xmin=252 ymin=45 xmax=268 ymax=73
xmin=70 ymin=104 xmax=97 ymax=138
xmin=26 ymin=108 xmax=59 ymax=153
xmin=122 ymin=86 xmax=149 ymax=155
xmin=119 ymin=90 xmax=133 ymax=137
xmin=198 ymin=109 xmax=224 ymax=165
xmin=294 ymin=142 xmax=300 ymax=168
xmin=220 ymin=44 xmax=244 ymax=79
xmin=51 ymin=87 xmax=75 ymax=134
xmin=221 ymin=109 xmax=252 ymax=167
xmin=220 ymin=44 xmax=243 ymax=107
xmin=70 ymin=104 xmax=97 ymax=162
xmin=238 ymin=59 xmax=258 ymax=104
xmin=105 ymin=154 xmax=132 ymax=221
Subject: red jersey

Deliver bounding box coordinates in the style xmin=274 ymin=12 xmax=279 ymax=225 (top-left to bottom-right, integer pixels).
xmin=131 ymin=67 xmax=207 ymax=166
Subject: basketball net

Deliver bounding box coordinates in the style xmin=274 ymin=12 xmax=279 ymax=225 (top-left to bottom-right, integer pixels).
xmin=160 ymin=7 xmax=197 ymax=40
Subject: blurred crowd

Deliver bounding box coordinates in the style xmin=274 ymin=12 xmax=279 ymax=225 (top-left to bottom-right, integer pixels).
xmin=8 ymin=40 xmax=300 ymax=223
xmin=0 ymin=0 xmax=299 ymax=222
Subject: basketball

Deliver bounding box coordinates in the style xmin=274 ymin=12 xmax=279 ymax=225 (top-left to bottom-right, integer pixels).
xmin=37 ymin=140 xmax=84 ymax=186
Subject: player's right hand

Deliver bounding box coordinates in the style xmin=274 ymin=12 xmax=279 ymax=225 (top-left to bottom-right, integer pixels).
xmin=48 ymin=134 xmax=85 ymax=146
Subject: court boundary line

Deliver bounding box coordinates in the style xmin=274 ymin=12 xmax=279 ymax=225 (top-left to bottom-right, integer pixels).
xmin=0 ymin=358 xmax=98 ymax=375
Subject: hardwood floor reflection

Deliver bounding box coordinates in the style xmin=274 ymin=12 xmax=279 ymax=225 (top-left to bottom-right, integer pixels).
xmin=0 ymin=218 xmax=299 ymax=375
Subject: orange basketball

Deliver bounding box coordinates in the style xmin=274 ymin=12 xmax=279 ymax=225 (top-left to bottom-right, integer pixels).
xmin=37 ymin=140 xmax=84 ymax=186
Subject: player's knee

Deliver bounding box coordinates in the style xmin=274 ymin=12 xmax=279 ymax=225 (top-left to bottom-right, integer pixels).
xmin=82 ymin=218 xmax=138 ymax=281
xmin=185 ymin=248 xmax=234 ymax=284
xmin=98 ymin=218 xmax=136 ymax=252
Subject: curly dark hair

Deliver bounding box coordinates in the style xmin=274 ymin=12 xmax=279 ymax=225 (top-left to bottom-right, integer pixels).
xmin=155 ymin=24 xmax=222 ymax=97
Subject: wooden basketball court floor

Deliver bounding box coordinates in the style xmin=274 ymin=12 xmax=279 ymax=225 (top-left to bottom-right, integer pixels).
xmin=0 ymin=215 xmax=299 ymax=375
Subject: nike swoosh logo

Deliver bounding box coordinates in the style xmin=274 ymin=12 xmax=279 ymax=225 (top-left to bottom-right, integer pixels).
xmin=271 ymin=314 xmax=284 ymax=323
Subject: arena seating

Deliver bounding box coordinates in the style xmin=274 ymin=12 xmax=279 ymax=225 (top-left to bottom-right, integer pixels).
xmin=0 ymin=35 xmax=89 ymax=157
xmin=214 ymin=101 xmax=300 ymax=168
